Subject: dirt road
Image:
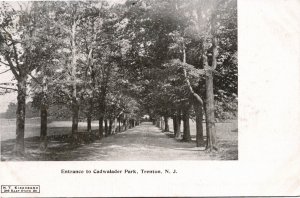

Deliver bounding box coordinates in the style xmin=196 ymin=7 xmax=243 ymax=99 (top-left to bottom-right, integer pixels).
xmin=50 ymin=122 xmax=213 ymax=161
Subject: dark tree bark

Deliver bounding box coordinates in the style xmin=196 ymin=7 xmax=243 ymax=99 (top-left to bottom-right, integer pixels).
xmin=124 ymin=119 xmax=128 ymax=130
xmin=129 ymin=119 xmax=132 ymax=128
xmin=40 ymin=72 xmax=48 ymax=151
xmin=98 ymin=95 xmax=106 ymax=138
xmin=98 ymin=116 xmax=104 ymax=138
xmin=164 ymin=116 xmax=169 ymax=132
xmin=175 ymin=110 xmax=182 ymax=139
xmin=203 ymin=103 xmax=209 ymax=146
xmin=71 ymin=98 xmax=79 ymax=140
xmin=40 ymin=103 xmax=48 ymax=151
xmin=108 ymin=119 xmax=113 ymax=135
xmin=87 ymin=115 xmax=92 ymax=133
xmin=14 ymin=77 xmax=27 ymax=155
xmin=87 ymin=97 xmax=93 ymax=133
xmin=182 ymin=107 xmax=191 ymax=142
xmin=173 ymin=114 xmax=181 ymax=138
xmin=173 ymin=115 xmax=177 ymax=135
xmin=118 ymin=117 xmax=121 ymax=132
xmin=193 ymin=99 xmax=204 ymax=147
xmin=104 ymin=119 xmax=108 ymax=136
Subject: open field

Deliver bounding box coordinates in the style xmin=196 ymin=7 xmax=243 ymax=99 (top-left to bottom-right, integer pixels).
xmin=0 ymin=118 xmax=99 ymax=141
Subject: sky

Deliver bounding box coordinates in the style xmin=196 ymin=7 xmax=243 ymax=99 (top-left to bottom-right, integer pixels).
xmin=0 ymin=70 xmax=16 ymax=113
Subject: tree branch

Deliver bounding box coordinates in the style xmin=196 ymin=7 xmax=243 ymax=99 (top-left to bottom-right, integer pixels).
xmin=182 ymin=47 xmax=204 ymax=105
xmin=2 ymin=27 xmax=20 ymax=68
xmin=0 ymin=60 xmax=10 ymax=67
xmin=0 ymin=86 xmax=18 ymax=91
xmin=5 ymin=55 xmax=19 ymax=79
xmin=183 ymin=68 xmax=203 ymax=105
xmin=29 ymin=73 xmax=42 ymax=85
xmin=0 ymin=69 xmax=11 ymax=75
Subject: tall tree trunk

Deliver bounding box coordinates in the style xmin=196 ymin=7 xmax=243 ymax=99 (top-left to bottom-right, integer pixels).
xmin=87 ymin=97 xmax=93 ymax=133
xmin=174 ymin=114 xmax=181 ymax=137
xmin=156 ymin=118 xmax=160 ymax=128
xmin=108 ymin=119 xmax=113 ymax=135
xmin=182 ymin=44 xmax=204 ymax=144
xmin=87 ymin=115 xmax=92 ymax=133
xmin=175 ymin=110 xmax=182 ymax=139
xmin=173 ymin=115 xmax=177 ymax=133
xmin=205 ymin=72 xmax=217 ymax=150
xmin=124 ymin=119 xmax=127 ymax=130
xmin=182 ymin=107 xmax=191 ymax=141
xmin=40 ymin=72 xmax=48 ymax=151
xmin=160 ymin=117 xmax=164 ymax=130
xmin=40 ymin=103 xmax=48 ymax=151
xmin=126 ymin=119 xmax=129 ymax=130
xmin=98 ymin=94 xmax=106 ymax=138
xmin=99 ymin=116 xmax=104 ymax=138
xmin=14 ymin=77 xmax=27 ymax=155
xmin=113 ymin=118 xmax=117 ymax=134
xmin=104 ymin=119 xmax=108 ymax=136
xmin=194 ymin=99 xmax=204 ymax=147
xmin=164 ymin=116 xmax=169 ymax=132
xmin=71 ymin=19 xmax=79 ymax=141
xmin=118 ymin=117 xmax=121 ymax=132
xmin=204 ymin=37 xmax=218 ymax=151
xmin=71 ymin=99 xmax=79 ymax=140
xmin=203 ymin=103 xmax=209 ymax=147
xmin=129 ymin=119 xmax=132 ymax=128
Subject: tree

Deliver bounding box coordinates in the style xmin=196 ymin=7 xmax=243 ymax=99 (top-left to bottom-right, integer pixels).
xmin=0 ymin=0 xmax=237 ymax=155
xmin=28 ymin=1 xmax=67 ymax=150
xmin=189 ymin=0 xmax=237 ymax=150
xmin=44 ymin=1 xmax=106 ymax=140
xmin=0 ymin=2 xmax=56 ymax=154
xmin=170 ymin=0 xmax=237 ymax=150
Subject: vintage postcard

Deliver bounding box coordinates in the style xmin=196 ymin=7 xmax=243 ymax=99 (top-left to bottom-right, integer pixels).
xmin=0 ymin=0 xmax=299 ymax=197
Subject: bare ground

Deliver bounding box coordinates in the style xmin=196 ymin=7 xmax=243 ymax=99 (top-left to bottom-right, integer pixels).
xmin=1 ymin=122 xmax=237 ymax=161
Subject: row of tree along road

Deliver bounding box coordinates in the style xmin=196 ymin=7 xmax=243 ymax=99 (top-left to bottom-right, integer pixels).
xmin=0 ymin=0 xmax=237 ymax=155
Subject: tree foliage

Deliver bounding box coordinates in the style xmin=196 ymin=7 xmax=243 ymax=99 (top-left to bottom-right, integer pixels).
xmin=0 ymin=0 xmax=237 ymax=153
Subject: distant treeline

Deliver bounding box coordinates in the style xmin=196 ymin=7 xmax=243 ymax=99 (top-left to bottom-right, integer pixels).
xmin=2 ymin=102 xmax=73 ymax=120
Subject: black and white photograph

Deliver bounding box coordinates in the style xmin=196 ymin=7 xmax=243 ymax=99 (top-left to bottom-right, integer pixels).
xmin=0 ymin=0 xmax=237 ymax=161
xmin=1 ymin=0 xmax=300 ymax=197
